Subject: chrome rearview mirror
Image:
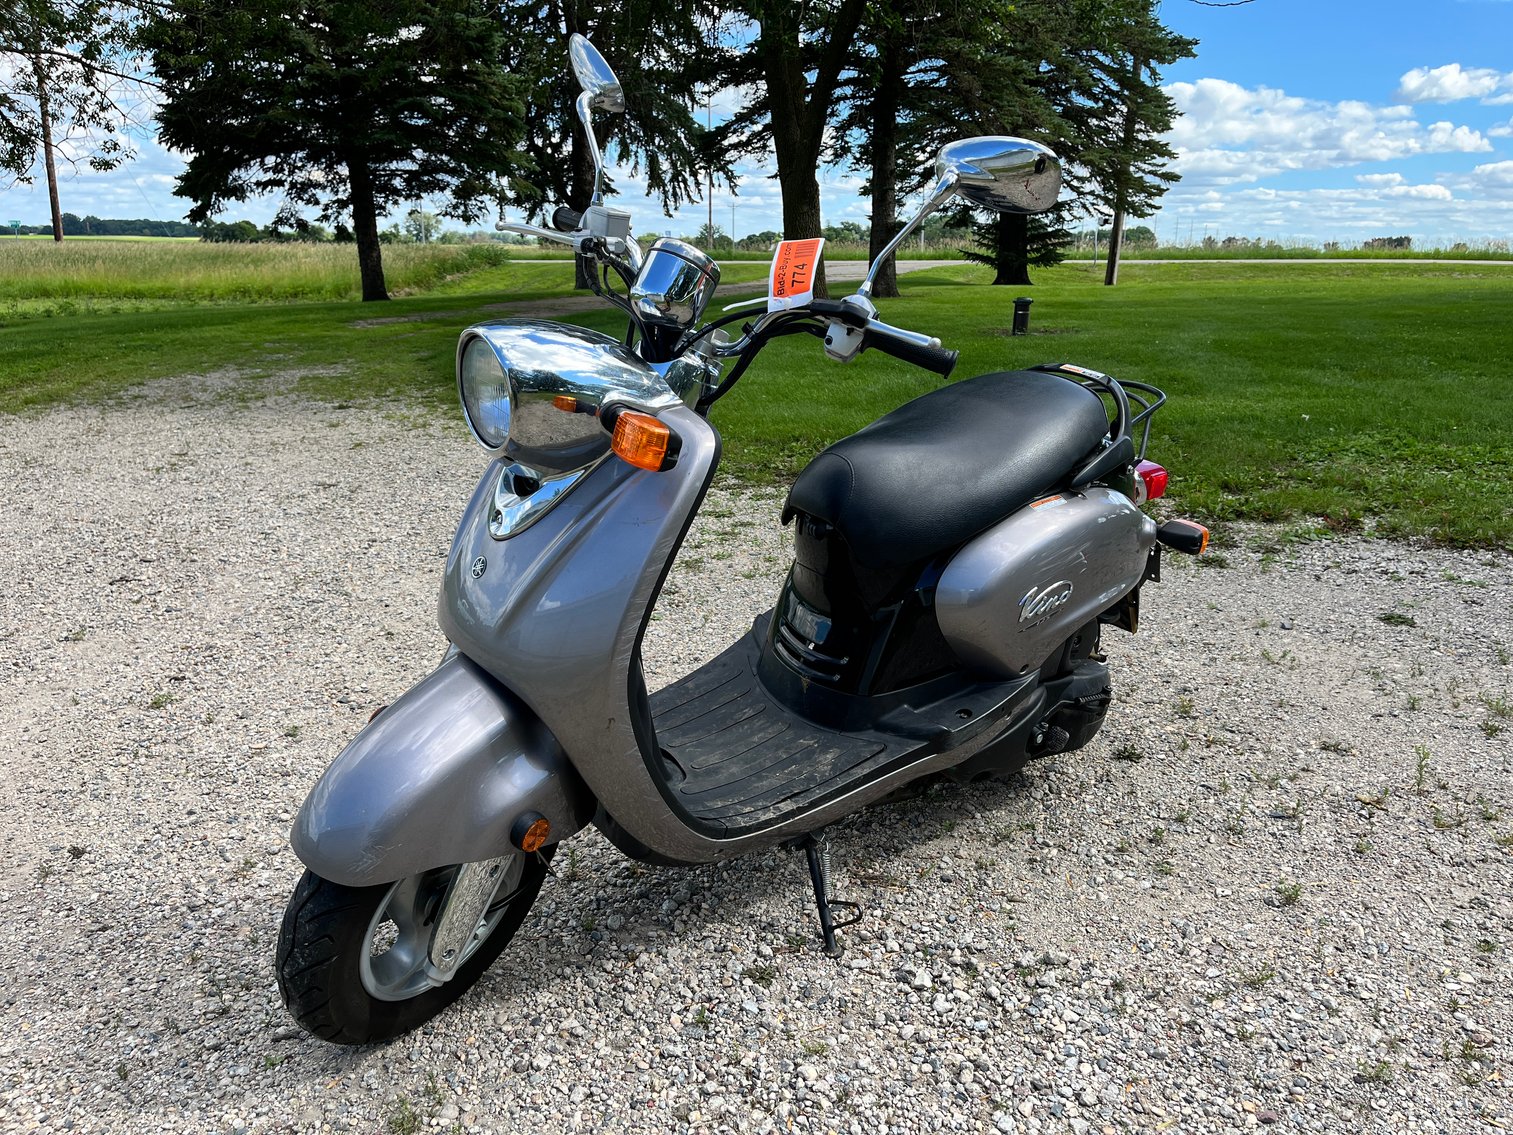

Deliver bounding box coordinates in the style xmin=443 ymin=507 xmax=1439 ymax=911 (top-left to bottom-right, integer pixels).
xmin=568 ymin=33 xmax=624 ymax=113
xmin=568 ymin=34 xmax=623 ymax=207
xmin=938 ymin=136 xmax=1061 ymax=214
xmin=858 ymin=136 xmax=1062 ymax=298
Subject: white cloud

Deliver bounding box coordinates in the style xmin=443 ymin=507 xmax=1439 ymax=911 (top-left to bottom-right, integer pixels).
xmin=1165 ymin=79 xmax=1493 ymax=187
xmin=1153 ymin=178 xmax=1513 ymax=247
xmin=1356 ymin=173 xmax=1404 ymax=186
xmin=1466 ymin=159 xmax=1513 ymax=189
xmin=1384 ymin=183 xmax=1454 ymax=200
xmin=1395 ymin=63 xmax=1513 ymax=103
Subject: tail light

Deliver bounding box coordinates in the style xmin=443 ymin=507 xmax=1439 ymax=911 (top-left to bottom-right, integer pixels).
xmin=1134 ymin=460 xmax=1168 ymax=504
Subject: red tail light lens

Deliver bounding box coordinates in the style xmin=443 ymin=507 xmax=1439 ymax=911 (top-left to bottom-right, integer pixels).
xmin=1135 ymin=460 xmax=1168 ymax=503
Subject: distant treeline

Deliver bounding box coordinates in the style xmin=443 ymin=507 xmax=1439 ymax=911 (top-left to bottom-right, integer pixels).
xmin=9 ymin=214 xmax=204 ymax=238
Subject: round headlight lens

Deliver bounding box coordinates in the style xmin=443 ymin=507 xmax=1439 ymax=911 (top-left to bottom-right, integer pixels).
xmin=459 ymin=337 xmax=512 ymax=450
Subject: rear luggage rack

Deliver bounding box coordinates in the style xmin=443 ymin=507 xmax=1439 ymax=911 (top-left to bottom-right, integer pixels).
xmin=1121 ymin=380 xmax=1165 ymax=462
xmin=1029 ymin=363 xmax=1166 ymax=461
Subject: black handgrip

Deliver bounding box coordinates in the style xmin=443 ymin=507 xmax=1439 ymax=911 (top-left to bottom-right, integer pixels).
xmin=862 ymin=328 xmax=958 ymax=377
xmin=551 ymin=206 xmax=583 ymax=232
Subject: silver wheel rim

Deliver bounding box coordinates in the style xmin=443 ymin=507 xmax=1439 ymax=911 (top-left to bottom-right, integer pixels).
xmin=358 ymin=859 xmax=527 ymax=1002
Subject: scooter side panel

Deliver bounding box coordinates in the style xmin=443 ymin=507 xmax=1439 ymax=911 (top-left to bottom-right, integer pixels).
xmin=290 ymin=653 xmax=593 ymax=886
xmin=936 ymin=488 xmax=1157 ymax=678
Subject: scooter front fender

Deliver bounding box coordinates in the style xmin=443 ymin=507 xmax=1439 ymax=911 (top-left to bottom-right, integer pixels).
xmin=290 ymin=653 xmax=594 ymax=887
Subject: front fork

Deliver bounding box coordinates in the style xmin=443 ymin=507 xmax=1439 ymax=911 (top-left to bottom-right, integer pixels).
xmin=424 ymin=855 xmax=515 ymax=984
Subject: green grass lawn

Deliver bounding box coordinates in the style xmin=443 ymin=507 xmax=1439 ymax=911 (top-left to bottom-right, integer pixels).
xmin=710 ymin=260 xmax=1513 ymax=547
xmin=2 ymin=249 xmax=1509 ymax=547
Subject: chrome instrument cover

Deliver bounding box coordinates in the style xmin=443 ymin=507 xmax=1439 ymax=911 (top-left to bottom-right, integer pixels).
xmin=630 ymin=238 xmax=722 ymax=329
xmin=458 ymin=319 xmax=680 ymax=475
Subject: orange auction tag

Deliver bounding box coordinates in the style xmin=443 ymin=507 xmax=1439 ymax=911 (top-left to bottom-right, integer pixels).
xmin=767 ymin=237 xmax=825 ymax=312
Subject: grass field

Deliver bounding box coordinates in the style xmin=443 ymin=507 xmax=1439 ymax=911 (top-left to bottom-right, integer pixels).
xmin=2 ymin=243 xmax=1510 ymax=547
xmin=508 ymin=241 xmax=1513 ymax=263
xmin=0 ymin=239 xmax=525 ymax=314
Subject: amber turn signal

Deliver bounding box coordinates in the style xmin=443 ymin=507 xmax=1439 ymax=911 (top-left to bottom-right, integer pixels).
xmin=552 ymin=395 xmax=578 ymax=413
xmin=510 ymin=812 xmax=551 ymax=853
xmin=611 ymin=410 xmax=677 ymax=471
xmin=1157 ymin=519 xmax=1210 ymax=555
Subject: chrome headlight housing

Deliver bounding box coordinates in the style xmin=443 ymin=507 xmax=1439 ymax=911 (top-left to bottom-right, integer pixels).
xmin=459 ymin=336 xmax=512 ymax=452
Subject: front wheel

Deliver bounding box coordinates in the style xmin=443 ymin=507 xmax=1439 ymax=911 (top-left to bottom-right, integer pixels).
xmin=275 ymin=851 xmax=551 ymax=1045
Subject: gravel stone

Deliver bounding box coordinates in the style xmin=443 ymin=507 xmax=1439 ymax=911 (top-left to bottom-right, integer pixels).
xmin=2 ymin=389 xmax=1510 ymax=1134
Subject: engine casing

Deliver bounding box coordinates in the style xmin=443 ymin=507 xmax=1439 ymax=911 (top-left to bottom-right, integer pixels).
xmin=935 ymin=487 xmax=1156 ymax=678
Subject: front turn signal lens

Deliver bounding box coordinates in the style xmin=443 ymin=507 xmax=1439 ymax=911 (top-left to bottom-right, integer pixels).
xmin=552 ymin=395 xmax=579 ymax=413
xmin=611 ymin=410 xmax=676 ymax=471
xmin=511 ymin=812 xmax=551 ymax=853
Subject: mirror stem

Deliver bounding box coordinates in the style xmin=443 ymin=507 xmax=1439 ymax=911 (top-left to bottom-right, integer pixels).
xmin=857 ymin=172 xmax=958 ymax=298
xmin=576 ymin=92 xmax=607 ymax=207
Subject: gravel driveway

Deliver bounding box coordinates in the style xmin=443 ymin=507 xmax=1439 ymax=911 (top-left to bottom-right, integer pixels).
xmin=2 ymin=382 xmax=1509 ymax=1135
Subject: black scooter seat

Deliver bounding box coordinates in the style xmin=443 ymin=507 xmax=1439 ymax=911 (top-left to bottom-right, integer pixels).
xmin=784 ymin=370 xmax=1111 ymax=568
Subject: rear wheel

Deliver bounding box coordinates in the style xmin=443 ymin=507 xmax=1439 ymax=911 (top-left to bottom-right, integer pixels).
xmin=276 ymin=851 xmax=551 ymax=1045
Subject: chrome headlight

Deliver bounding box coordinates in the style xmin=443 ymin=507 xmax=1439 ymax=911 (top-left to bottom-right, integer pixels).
xmin=459 ymin=336 xmax=512 ymax=451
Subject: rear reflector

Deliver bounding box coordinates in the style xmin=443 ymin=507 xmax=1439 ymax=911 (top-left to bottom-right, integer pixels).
xmin=1135 ymin=460 xmax=1168 ymax=503
xmin=611 ymin=410 xmax=676 ymax=471
xmin=511 ymin=812 xmax=551 ymax=853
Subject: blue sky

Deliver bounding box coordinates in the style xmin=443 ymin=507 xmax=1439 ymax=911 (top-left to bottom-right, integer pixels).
xmin=4 ymin=1 xmax=1513 ymax=249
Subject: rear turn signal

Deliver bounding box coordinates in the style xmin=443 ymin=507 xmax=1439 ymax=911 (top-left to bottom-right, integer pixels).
xmin=610 ymin=410 xmax=679 ymax=471
xmin=1157 ymin=519 xmax=1209 ymax=555
xmin=1135 ymin=460 xmax=1168 ymax=503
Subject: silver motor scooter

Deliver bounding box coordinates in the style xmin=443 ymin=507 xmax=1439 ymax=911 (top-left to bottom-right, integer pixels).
xmin=276 ymin=35 xmax=1209 ymax=1044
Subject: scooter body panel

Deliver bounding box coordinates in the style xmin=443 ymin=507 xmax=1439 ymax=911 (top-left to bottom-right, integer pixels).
xmin=290 ymin=652 xmax=593 ymax=886
xmin=435 ymin=405 xmax=1042 ymax=865
xmin=439 ymin=403 xmax=737 ymax=863
xmin=936 ymin=487 xmax=1157 ymax=678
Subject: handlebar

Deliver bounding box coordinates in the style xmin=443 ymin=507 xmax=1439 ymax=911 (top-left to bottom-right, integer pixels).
xmin=551 ymin=206 xmax=584 ymax=233
xmin=806 ymin=297 xmax=958 ymax=377
xmin=862 ymin=325 xmax=958 ymax=377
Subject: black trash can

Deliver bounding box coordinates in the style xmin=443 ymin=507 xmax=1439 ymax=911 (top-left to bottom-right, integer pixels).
xmin=1011 ymin=296 xmax=1033 ymax=335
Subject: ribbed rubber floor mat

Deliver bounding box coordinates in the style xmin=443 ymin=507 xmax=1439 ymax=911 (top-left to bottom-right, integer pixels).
xmin=650 ymin=633 xmax=902 ymax=829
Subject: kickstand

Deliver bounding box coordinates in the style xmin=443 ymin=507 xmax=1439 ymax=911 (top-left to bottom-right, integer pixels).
xmin=801 ymin=834 xmax=862 ymax=958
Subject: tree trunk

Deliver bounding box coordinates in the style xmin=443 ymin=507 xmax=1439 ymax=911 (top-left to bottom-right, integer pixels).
xmin=866 ymin=37 xmax=903 ymax=299
xmin=755 ymin=0 xmax=866 ymax=300
xmin=992 ymin=213 xmax=1032 ymax=286
xmin=347 ymin=156 xmax=388 ymax=301
xmin=1103 ymin=210 xmax=1124 ymax=287
xmin=32 ymin=59 xmax=63 ymax=242
xmin=1103 ymin=52 xmax=1144 ymax=289
xmin=762 ymin=13 xmax=828 ymax=297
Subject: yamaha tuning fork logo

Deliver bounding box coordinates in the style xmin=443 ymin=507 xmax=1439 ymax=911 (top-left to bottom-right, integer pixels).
xmin=470 ymin=556 xmax=488 ymax=579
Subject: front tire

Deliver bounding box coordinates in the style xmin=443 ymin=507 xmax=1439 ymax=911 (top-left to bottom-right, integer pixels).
xmin=276 ymin=851 xmax=551 ymax=1045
